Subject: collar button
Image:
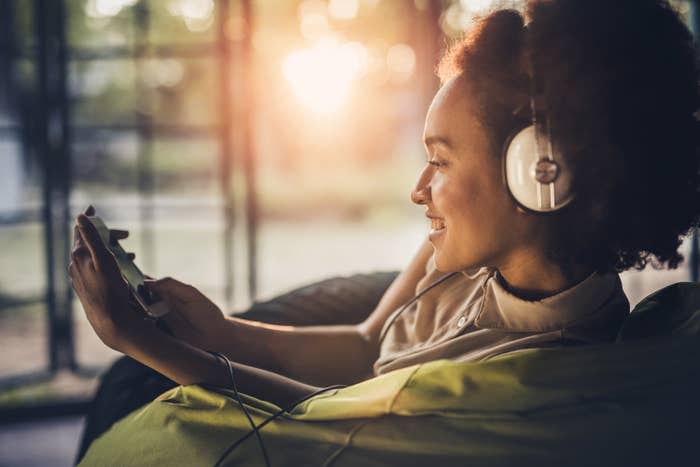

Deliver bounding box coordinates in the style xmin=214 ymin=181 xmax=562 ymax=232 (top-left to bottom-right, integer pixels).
xmin=457 ymin=316 xmax=467 ymax=328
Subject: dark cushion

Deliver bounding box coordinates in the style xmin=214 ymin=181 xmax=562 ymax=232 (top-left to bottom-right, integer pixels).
xmin=617 ymin=281 xmax=700 ymax=341
xmin=235 ymin=271 xmax=399 ymax=326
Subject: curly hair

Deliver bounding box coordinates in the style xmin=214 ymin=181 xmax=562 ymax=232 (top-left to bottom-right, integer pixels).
xmin=437 ymin=0 xmax=700 ymax=275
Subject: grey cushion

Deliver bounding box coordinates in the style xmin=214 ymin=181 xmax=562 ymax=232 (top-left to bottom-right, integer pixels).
xmin=235 ymin=271 xmax=399 ymax=326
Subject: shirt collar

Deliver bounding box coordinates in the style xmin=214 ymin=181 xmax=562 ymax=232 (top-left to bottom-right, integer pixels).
xmin=473 ymin=268 xmax=624 ymax=332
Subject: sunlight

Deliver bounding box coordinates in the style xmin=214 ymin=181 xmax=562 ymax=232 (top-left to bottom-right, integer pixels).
xmin=167 ymin=0 xmax=214 ymax=32
xmin=85 ymin=0 xmax=138 ymax=18
xmin=328 ymin=0 xmax=359 ymax=20
xmin=460 ymin=0 xmax=494 ymax=14
xmin=282 ymin=39 xmax=367 ymax=115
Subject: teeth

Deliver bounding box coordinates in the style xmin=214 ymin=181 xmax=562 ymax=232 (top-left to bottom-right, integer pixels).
xmin=430 ymin=219 xmax=445 ymax=230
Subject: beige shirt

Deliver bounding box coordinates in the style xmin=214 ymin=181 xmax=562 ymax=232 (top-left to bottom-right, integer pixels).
xmin=373 ymin=256 xmax=630 ymax=376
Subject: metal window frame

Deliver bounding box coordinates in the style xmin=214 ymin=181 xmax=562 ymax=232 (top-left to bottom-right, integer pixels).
xmin=0 ymin=0 xmax=258 ymax=418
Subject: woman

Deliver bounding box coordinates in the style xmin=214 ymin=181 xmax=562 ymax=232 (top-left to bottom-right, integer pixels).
xmin=71 ymin=0 xmax=699 ymax=439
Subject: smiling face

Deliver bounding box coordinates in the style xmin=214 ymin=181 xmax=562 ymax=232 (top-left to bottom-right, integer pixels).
xmin=412 ymin=77 xmax=534 ymax=273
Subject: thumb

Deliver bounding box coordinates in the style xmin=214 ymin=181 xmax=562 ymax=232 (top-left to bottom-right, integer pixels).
xmin=144 ymin=277 xmax=197 ymax=301
xmin=143 ymin=277 xmax=179 ymax=292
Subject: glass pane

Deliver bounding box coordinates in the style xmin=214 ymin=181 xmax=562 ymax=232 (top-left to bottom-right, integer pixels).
xmin=70 ymin=130 xmax=142 ymax=370
xmin=151 ymin=137 xmax=219 ymax=195
xmin=148 ymin=0 xmax=218 ymax=45
xmin=248 ymin=0 xmax=432 ymax=299
xmin=0 ymin=302 xmax=48 ymax=378
xmin=12 ymin=0 xmax=36 ymax=53
xmin=0 ymin=221 xmax=46 ymax=299
xmin=0 ymin=138 xmax=45 ymax=296
xmin=149 ymin=222 xmax=228 ymax=306
xmin=147 ymin=57 xmax=218 ymax=126
xmin=144 ymin=137 xmax=225 ymax=306
xmin=254 ymin=139 xmax=427 ymax=299
xmin=0 ymin=59 xmax=38 ymax=130
xmin=70 ymin=57 xmax=219 ymax=127
xmin=0 ymin=220 xmax=48 ymax=379
xmin=0 ymin=139 xmax=26 ymax=219
xmin=70 ymin=133 xmax=228 ymax=364
xmin=71 ymin=130 xmax=140 ymax=194
xmin=70 ymin=60 xmax=137 ymax=125
xmin=66 ymin=0 xmax=136 ymax=50
xmin=0 ymin=103 xmax=47 ymax=380
xmin=257 ymin=217 xmax=425 ymax=301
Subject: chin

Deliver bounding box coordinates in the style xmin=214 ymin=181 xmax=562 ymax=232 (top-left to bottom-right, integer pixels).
xmin=432 ymin=252 xmax=460 ymax=273
xmin=433 ymin=249 xmax=484 ymax=274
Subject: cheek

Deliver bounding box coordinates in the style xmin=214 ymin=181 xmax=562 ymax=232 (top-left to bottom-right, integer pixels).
xmin=436 ymin=173 xmax=488 ymax=218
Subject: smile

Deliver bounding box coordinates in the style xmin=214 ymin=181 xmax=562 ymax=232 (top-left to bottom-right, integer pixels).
xmin=430 ymin=218 xmax=446 ymax=230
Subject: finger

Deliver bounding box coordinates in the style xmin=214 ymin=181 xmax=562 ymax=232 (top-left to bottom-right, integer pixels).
xmin=71 ymin=225 xmax=91 ymax=261
xmin=144 ymin=277 xmax=176 ymax=292
xmin=72 ymin=224 xmax=88 ymax=252
xmin=110 ymin=229 xmax=129 ymax=245
xmin=71 ymin=243 xmax=90 ymax=261
xmin=72 ymin=225 xmax=84 ymax=248
xmin=144 ymin=277 xmax=186 ymax=294
xmin=77 ymin=214 xmax=114 ymax=271
xmin=70 ymin=242 xmax=94 ymax=275
xmin=85 ymin=205 xmax=95 ymax=216
xmin=160 ymin=306 xmax=187 ymax=329
xmin=68 ymin=261 xmax=87 ymax=295
xmin=68 ymin=260 xmax=76 ymax=283
xmin=143 ymin=278 xmax=171 ymax=302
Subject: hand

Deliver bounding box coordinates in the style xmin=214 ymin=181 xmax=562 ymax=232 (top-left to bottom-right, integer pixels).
xmin=77 ymin=205 xmax=136 ymax=261
xmin=69 ymin=208 xmax=152 ymax=352
xmin=145 ymin=277 xmax=226 ymax=350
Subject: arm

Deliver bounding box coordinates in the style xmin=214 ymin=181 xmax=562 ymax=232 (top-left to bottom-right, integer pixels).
xmin=201 ymin=238 xmax=435 ymax=386
xmin=149 ymin=238 xmax=434 ymax=387
xmin=69 ymin=212 xmax=318 ymax=408
xmin=125 ymin=321 xmax=319 ymax=408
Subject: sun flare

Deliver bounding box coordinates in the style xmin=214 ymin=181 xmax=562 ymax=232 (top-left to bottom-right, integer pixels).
xmin=282 ymin=39 xmax=367 ymax=115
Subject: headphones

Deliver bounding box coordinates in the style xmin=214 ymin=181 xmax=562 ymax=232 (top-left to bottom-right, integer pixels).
xmin=501 ymin=25 xmax=574 ymax=213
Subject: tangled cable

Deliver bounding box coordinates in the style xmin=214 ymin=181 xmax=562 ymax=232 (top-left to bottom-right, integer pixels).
xmin=206 ymin=350 xmax=346 ymax=467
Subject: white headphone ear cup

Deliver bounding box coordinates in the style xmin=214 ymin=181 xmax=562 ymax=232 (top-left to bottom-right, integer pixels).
xmin=503 ymin=125 xmax=574 ymax=212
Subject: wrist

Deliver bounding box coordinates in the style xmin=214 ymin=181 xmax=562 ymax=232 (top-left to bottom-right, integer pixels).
xmin=211 ymin=315 xmax=236 ymax=348
xmin=115 ymin=318 xmax=159 ymax=355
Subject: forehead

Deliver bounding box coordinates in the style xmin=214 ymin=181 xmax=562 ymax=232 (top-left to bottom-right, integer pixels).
xmin=424 ymin=77 xmax=483 ymax=146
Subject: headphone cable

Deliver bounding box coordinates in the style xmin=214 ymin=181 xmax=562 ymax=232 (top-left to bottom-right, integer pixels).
xmin=210 ymin=269 xmax=475 ymax=466
xmin=377 ymin=272 xmax=460 ymax=346
xmin=207 ymin=351 xmax=272 ymax=467
xmin=207 ymin=361 xmax=346 ymax=467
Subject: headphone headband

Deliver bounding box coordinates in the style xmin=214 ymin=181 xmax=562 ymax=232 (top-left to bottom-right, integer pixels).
xmin=501 ymin=21 xmax=575 ymax=213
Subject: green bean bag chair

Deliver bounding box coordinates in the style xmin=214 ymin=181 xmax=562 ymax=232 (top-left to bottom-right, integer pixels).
xmin=76 ymin=271 xmax=399 ymax=463
xmin=79 ymin=280 xmax=700 ymax=467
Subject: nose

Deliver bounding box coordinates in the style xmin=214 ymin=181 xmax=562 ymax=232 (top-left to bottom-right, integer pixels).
xmin=411 ymin=164 xmax=433 ymax=205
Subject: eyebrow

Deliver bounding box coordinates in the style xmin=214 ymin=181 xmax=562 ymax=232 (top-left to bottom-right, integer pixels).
xmin=423 ymin=135 xmax=454 ymax=150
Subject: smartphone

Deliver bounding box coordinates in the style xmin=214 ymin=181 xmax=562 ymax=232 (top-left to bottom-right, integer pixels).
xmin=86 ymin=215 xmax=170 ymax=319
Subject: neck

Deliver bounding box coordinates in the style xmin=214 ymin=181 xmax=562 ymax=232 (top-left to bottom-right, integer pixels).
xmin=495 ymin=249 xmax=594 ymax=301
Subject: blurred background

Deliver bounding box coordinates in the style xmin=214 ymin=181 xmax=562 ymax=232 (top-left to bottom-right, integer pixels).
xmin=0 ymin=0 xmax=697 ymax=465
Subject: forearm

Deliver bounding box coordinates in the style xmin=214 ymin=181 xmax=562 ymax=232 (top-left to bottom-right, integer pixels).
xmin=209 ymin=318 xmax=376 ymax=387
xmin=122 ymin=322 xmax=320 ymax=408
xmin=206 ymin=238 xmax=434 ymax=386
